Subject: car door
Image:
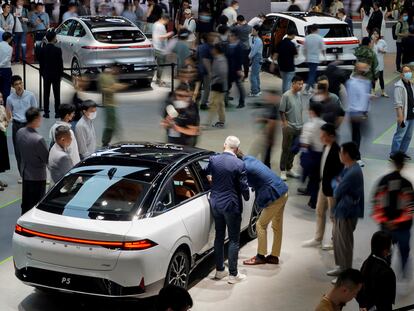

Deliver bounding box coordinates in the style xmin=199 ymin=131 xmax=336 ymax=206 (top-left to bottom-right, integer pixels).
xmin=156 ymin=165 xmax=210 ymax=255
xmin=68 ymin=21 xmax=88 ymax=68
xmin=55 ymin=19 xmax=75 ymax=67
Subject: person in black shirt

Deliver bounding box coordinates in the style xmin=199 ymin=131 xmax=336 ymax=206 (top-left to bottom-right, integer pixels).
xmin=161 ymin=84 xmax=200 ymax=146
xmin=310 ymin=77 xmax=345 ymax=128
xmin=372 ymin=152 xmax=414 ymax=279
xmin=366 ymin=2 xmax=383 ymax=36
xmin=324 ymin=56 xmax=349 ymax=97
xmin=356 ymin=231 xmax=396 ymax=311
xmin=271 ymin=29 xmax=297 ymax=93
xmin=401 ymin=25 xmax=414 ymax=65
xmin=146 ymin=0 xmax=163 ymax=24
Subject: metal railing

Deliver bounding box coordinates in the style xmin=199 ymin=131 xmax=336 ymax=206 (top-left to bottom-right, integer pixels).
xmin=22 ymin=60 xmax=177 ymax=110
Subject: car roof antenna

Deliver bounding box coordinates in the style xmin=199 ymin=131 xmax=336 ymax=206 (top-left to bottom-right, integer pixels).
xmin=108 ymin=167 xmax=117 ymax=180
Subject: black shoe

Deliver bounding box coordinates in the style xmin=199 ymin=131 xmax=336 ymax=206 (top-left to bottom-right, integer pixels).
xmin=297 ymin=187 xmax=310 ymax=195
xmin=307 ymin=202 xmax=316 ymax=209
xmin=213 ymin=122 xmax=225 ymax=128
xmin=200 ymin=104 xmax=208 ymax=110
xmin=43 ymin=113 xmax=50 ymax=119
xmin=404 ymin=154 xmax=412 ymax=160
xmin=228 ymin=96 xmax=234 ymax=100
xmin=236 ymin=104 xmax=245 ymax=109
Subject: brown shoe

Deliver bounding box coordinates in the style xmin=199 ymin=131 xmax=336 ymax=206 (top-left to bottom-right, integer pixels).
xmin=243 ymin=256 xmax=266 ymax=265
xmin=265 ymin=255 xmax=279 ymax=265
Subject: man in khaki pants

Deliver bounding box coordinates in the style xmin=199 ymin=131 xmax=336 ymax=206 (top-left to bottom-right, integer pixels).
xmin=239 ymin=153 xmax=289 ymax=265
xmin=302 ymin=123 xmax=343 ymax=249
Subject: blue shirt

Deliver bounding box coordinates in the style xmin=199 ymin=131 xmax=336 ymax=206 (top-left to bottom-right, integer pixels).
xmin=304 ymin=33 xmax=324 ymax=64
xmin=243 ymin=155 xmax=288 ymax=209
xmin=207 ymin=152 xmax=250 ymax=214
xmin=249 ymin=35 xmax=263 ymax=61
xmin=333 ymin=162 xmax=364 ymax=219
xmin=346 ymin=76 xmax=371 ymax=113
xmin=6 ymin=90 xmax=37 ymax=123
xmin=30 ymin=12 xmax=49 ymax=31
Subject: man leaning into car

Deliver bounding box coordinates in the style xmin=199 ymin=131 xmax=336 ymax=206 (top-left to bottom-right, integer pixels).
xmin=206 ymin=136 xmax=250 ymax=284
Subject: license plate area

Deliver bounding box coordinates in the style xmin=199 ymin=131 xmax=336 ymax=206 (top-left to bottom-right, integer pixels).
xmin=327 ymin=47 xmax=343 ymax=54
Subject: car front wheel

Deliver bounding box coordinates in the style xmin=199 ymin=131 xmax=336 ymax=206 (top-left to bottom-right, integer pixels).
xmin=165 ymin=249 xmax=190 ymax=288
xmin=71 ymin=58 xmax=81 ymax=78
xmin=247 ymin=202 xmax=261 ymax=239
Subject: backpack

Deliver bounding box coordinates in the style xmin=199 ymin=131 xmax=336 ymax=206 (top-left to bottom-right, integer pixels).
xmin=392 ymin=21 xmax=402 ymax=40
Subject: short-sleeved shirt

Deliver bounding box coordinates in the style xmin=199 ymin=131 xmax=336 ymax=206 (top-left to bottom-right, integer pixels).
xmin=197 ymin=43 xmax=212 ymax=76
xmin=310 ymin=93 xmax=345 ymax=125
xmin=315 ymin=296 xmax=340 ymax=311
xmin=6 ymin=90 xmax=37 ymax=123
xmin=167 ymin=103 xmax=199 ymax=146
xmin=279 ymin=90 xmax=303 ymax=129
xmin=276 ymin=38 xmax=297 ymax=72
xmin=233 ymin=24 xmax=252 ymax=50
xmin=98 ymin=72 xmax=116 ymax=106
xmin=152 ymin=21 xmax=167 ymax=51
xmin=304 ymin=33 xmax=324 ymax=64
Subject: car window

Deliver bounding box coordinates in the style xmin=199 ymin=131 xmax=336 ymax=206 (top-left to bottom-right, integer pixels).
xmin=92 ymin=29 xmax=145 ymax=44
xmin=192 ymin=158 xmax=211 ymax=191
xmin=274 ymin=17 xmax=289 ymax=47
xmin=155 ymin=166 xmax=202 ymax=213
xmin=287 ymin=21 xmax=298 ymax=36
xmin=37 ymin=167 xmax=151 ymax=220
xmin=56 ymin=20 xmax=74 ymax=36
xmin=71 ymin=21 xmax=86 ymax=37
xmin=306 ymin=24 xmax=352 ymax=37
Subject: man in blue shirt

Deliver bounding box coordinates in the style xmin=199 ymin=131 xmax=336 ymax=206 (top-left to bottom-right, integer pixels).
xmin=6 ymin=75 xmax=37 ymax=180
xmin=328 ymin=142 xmax=364 ymax=279
xmin=241 ymin=154 xmax=289 ymax=265
xmin=207 ymin=136 xmax=250 ymax=284
xmin=30 ymin=3 xmax=50 ymax=31
xmin=248 ymin=25 xmax=263 ymax=97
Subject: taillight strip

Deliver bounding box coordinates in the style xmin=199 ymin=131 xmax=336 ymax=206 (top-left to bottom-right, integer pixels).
xmin=324 ymin=40 xmax=360 ymax=45
xmin=15 ymin=224 xmax=157 ymax=250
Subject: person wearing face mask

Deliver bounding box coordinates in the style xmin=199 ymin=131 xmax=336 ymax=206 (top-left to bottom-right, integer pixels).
xmin=315 ymin=268 xmax=363 ymax=311
xmin=161 ymin=84 xmax=200 ymax=146
xmin=75 ymin=100 xmax=97 ymax=160
xmin=16 ymin=107 xmax=49 ymax=214
xmin=356 ymin=231 xmax=396 ymax=311
xmin=49 ymin=104 xmax=80 ymax=165
xmin=48 ymin=126 xmax=74 ymax=184
xmin=372 ymin=152 xmax=413 ymax=282
xmin=0 ymin=32 xmax=13 ymax=103
xmin=222 ymin=0 xmax=239 ymax=26
xmin=390 ymin=65 xmax=414 ymax=159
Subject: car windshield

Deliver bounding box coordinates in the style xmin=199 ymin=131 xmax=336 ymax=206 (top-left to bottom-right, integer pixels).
xmin=93 ymin=30 xmax=145 ymax=43
xmin=83 ymin=17 xmax=134 ymax=28
xmin=313 ymin=24 xmax=352 ymax=38
xmin=37 ymin=167 xmax=151 ymax=220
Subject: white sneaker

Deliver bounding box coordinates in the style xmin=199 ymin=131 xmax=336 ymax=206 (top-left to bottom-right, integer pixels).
xmin=357 ymin=160 xmax=365 ymax=167
xmin=287 ymin=170 xmax=301 ymax=178
xmin=228 ymin=273 xmax=246 ymax=284
xmin=322 ymin=243 xmax=334 ymax=251
xmin=280 ymin=171 xmax=287 ymax=181
xmin=214 ymin=269 xmax=229 ymax=280
xmin=331 ymin=278 xmax=337 ymax=285
xmin=326 ymin=267 xmax=343 ymax=277
xmin=18 ymin=178 xmax=22 ymax=184
xmin=302 ymin=239 xmax=322 ymax=248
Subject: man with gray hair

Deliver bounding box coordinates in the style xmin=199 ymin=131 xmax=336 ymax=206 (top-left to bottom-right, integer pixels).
xmin=207 ymin=136 xmax=250 ymax=284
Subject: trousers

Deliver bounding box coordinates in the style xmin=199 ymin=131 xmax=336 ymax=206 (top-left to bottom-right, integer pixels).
xmin=333 ymin=217 xmax=358 ymax=269
xmin=280 ymin=126 xmax=301 ymax=171
xmin=43 ymin=77 xmax=61 ymax=114
xmin=315 ymin=186 xmax=335 ymax=242
xmin=12 ymin=120 xmax=26 ymax=176
xmin=21 ymin=180 xmax=46 ymax=214
xmin=257 ymin=193 xmax=288 ymax=257
xmin=206 ymin=91 xmax=225 ymax=125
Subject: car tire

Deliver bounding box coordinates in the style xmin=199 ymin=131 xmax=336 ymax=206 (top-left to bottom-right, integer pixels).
xmin=71 ymin=58 xmax=81 ymax=78
xmin=165 ymin=249 xmax=190 ymax=289
xmin=247 ymin=202 xmax=261 ymax=240
xmin=136 ymin=78 xmax=152 ymax=88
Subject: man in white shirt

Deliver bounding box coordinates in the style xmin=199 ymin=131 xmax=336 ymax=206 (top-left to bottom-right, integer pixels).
xmin=222 ymin=0 xmax=239 ymax=26
xmin=248 ymin=13 xmax=265 ymax=27
xmin=0 ymin=32 xmax=13 ymax=102
xmin=300 ymin=102 xmax=325 ymax=209
xmin=152 ymin=14 xmax=173 ymax=86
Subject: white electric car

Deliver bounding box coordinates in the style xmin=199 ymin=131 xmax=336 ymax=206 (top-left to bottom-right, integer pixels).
xmin=13 ymin=143 xmax=259 ymax=298
xmin=260 ymin=12 xmax=359 ymax=76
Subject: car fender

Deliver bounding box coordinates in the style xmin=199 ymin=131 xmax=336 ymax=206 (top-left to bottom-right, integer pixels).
xmin=166 ymin=236 xmax=194 ymax=269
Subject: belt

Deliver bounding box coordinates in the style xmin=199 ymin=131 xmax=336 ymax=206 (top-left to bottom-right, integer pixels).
xmin=13 ymin=120 xmax=27 ymax=125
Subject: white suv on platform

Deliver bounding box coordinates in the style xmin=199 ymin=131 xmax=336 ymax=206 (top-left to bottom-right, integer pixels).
xmin=260 ymin=12 xmax=359 ymax=76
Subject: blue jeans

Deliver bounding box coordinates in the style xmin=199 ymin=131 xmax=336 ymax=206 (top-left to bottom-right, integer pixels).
xmin=14 ymin=32 xmax=27 ymax=62
xmin=382 ymin=226 xmax=411 ymax=278
xmin=390 ymin=119 xmax=414 ymax=156
xmin=250 ymin=57 xmax=261 ymax=94
xmin=280 ymin=71 xmax=296 ymax=93
xmin=213 ymin=208 xmax=242 ymax=276
xmin=306 ymin=62 xmax=318 ymax=91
